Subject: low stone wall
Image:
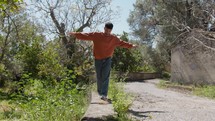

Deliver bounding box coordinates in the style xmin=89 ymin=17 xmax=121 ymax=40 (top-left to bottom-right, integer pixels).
xmin=89 ymin=71 xmax=161 ymax=82
xmin=125 ymin=72 xmax=161 ymax=81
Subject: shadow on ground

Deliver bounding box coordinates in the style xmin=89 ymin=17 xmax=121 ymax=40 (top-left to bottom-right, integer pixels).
xmin=125 ymin=80 xmax=146 ymax=83
xmin=81 ymin=115 xmax=118 ymax=121
xmin=128 ymin=109 xmax=166 ymax=118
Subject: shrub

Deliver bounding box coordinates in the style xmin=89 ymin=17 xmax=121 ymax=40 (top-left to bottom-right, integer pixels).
xmin=108 ymin=74 xmax=134 ymax=120
xmin=0 ymin=63 xmax=6 ymax=87
xmin=194 ymin=85 xmax=215 ymax=99
xmin=112 ymin=32 xmax=143 ymax=72
xmin=37 ymin=42 xmax=67 ymax=84
xmin=162 ymin=71 xmax=171 ymax=79
xmin=5 ymin=78 xmax=89 ymax=121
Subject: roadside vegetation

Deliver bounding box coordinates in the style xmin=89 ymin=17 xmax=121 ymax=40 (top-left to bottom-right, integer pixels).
xmin=0 ymin=1 xmax=140 ymax=120
xmin=194 ymin=86 xmax=215 ymax=99
xmin=158 ymin=80 xmax=215 ymax=100
xmin=108 ymin=75 xmax=135 ymax=121
xmin=0 ymin=75 xmax=89 ymax=120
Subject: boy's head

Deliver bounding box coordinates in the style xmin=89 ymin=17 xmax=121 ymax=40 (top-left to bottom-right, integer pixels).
xmin=104 ymin=22 xmax=113 ymax=35
xmin=105 ymin=22 xmax=113 ymax=30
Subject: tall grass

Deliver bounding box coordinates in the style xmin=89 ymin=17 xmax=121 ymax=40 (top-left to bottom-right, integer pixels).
xmin=108 ymin=74 xmax=135 ymax=121
xmin=0 ymin=79 xmax=89 ymax=121
xmin=194 ymin=85 xmax=215 ymax=99
xmin=158 ymin=80 xmax=215 ymax=100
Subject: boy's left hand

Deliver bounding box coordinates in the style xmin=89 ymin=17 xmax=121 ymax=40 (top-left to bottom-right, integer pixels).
xmin=132 ymin=44 xmax=138 ymax=48
xmin=67 ymin=32 xmax=76 ymax=36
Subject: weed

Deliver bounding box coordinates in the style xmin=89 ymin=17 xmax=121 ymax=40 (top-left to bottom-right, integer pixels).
xmin=0 ymin=79 xmax=89 ymax=121
xmin=194 ymin=85 xmax=215 ymax=99
xmin=108 ymin=75 xmax=135 ymax=121
xmin=158 ymin=80 xmax=215 ymax=100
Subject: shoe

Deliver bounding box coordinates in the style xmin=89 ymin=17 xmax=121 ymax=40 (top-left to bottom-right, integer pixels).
xmin=100 ymin=96 xmax=112 ymax=103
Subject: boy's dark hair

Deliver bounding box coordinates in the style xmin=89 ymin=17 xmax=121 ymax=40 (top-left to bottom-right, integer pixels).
xmin=105 ymin=22 xmax=113 ymax=30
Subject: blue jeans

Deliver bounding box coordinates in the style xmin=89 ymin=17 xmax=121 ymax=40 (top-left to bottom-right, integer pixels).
xmin=95 ymin=57 xmax=111 ymax=97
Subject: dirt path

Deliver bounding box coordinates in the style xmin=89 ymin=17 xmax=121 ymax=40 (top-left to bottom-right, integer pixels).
xmin=124 ymin=79 xmax=215 ymax=121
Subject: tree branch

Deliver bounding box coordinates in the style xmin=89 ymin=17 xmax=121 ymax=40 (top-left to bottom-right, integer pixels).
xmin=0 ymin=17 xmax=12 ymax=62
xmin=189 ymin=36 xmax=215 ymax=51
xmin=49 ymin=7 xmax=68 ymax=45
xmin=76 ymin=4 xmax=97 ymax=32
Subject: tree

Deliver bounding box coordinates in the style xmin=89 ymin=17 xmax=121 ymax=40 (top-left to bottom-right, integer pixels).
xmin=25 ymin=0 xmax=119 ymax=84
xmin=128 ymin=0 xmax=215 ymax=72
xmin=112 ymin=32 xmax=143 ymax=72
xmin=27 ymin=0 xmax=118 ymax=60
xmin=0 ymin=5 xmax=48 ymax=87
xmin=0 ymin=0 xmax=23 ymax=15
xmin=28 ymin=0 xmax=117 ymax=45
xmin=127 ymin=0 xmax=169 ymax=73
xmin=129 ymin=0 xmax=215 ymax=45
xmin=128 ymin=0 xmax=157 ymax=46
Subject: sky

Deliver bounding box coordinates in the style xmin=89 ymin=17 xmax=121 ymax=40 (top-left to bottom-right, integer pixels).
xmin=25 ymin=0 xmax=136 ymax=36
xmin=104 ymin=0 xmax=136 ymax=35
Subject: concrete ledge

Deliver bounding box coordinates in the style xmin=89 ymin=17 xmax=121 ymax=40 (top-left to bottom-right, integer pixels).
xmin=126 ymin=72 xmax=161 ymax=81
xmin=81 ymin=92 xmax=115 ymax=121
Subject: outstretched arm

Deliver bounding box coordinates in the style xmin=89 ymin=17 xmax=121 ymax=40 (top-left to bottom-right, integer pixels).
xmin=68 ymin=32 xmax=96 ymax=41
xmin=115 ymin=38 xmax=138 ymax=48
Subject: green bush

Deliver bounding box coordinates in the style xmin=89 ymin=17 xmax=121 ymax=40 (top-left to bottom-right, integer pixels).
xmin=139 ymin=64 xmax=156 ymax=73
xmin=194 ymin=85 xmax=215 ymax=99
xmin=108 ymin=74 xmax=134 ymax=121
xmin=20 ymin=81 xmax=87 ymax=121
xmin=37 ymin=42 xmax=67 ymax=84
xmin=112 ymin=32 xmax=143 ymax=72
xmin=2 ymin=78 xmax=89 ymax=121
xmin=162 ymin=71 xmax=171 ymax=79
xmin=0 ymin=63 xmax=6 ymax=87
xmin=17 ymin=39 xmax=43 ymax=77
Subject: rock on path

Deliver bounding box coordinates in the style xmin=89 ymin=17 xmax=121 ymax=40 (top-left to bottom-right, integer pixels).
xmin=124 ymin=79 xmax=215 ymax=121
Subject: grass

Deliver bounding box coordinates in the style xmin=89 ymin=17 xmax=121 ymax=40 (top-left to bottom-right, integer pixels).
xmin=194 ymin=85 xmax=215 ymax=99
xmin=108 ymin=81 xmax=134 ymax=121
xmin=158 ymin=79 xmax=215 ymax=100
xmin=0 ymin=79 xmax=89 ymax=121
xmin=0 ymin=100 xmax=26 ymax=121
xmin=158 ymin=80 xmax=193 ymax=90
xmin=1 ymin=75 xmax=137 ymax=121
xmin=108 ymin=73 xmax=138 ymax=121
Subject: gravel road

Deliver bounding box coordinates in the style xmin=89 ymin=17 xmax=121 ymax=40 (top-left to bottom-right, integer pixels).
xmin=124 ymin=79 xmax=215 ymax=121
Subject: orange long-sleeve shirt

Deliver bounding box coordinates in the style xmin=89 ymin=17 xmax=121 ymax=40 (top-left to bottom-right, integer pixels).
xmin=73 ymin=32 xmax=133 ymax=60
